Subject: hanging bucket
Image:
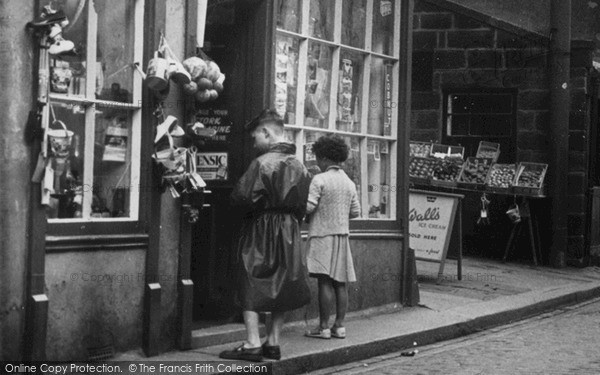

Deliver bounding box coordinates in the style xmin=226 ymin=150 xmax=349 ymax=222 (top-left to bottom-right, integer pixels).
xmin=47 ymin=120 xmax=74 ymax=158
xmin=146 ymin=51 xmax=169 ymax=92
xmin=506 ymin=204 xmax=521 ymax=224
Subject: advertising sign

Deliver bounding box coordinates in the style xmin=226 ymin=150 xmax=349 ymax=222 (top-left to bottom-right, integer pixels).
xmin=409 ymin=191 xmax=458 ymax=261
xmin=194 ymin=108 xmax=232 ymax=145
xmin=409 ymin=190 xmax=463 ymax=280
xmin=196 ymin=152 xmax=228 ymax=181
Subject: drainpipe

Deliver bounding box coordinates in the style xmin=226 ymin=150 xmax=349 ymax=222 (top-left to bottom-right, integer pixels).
xmin=548 ymin=0 xmax=571 ymax=268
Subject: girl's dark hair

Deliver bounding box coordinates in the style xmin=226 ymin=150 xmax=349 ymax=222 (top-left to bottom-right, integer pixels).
xmin=312 ymin=135 xmax=349 ymax=163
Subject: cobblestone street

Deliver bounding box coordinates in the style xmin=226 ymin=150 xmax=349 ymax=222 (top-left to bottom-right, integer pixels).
xmin=314 ymin=298 xmax=600 ymax=375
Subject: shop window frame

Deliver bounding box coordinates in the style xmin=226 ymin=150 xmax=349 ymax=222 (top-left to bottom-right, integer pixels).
xmin=442 ymin=88 xmax=518 ymax=162
xmin=273 ymin=0 xmax=403 ymax=231
xmin=45 ymin=0 xmax=150 ymax=237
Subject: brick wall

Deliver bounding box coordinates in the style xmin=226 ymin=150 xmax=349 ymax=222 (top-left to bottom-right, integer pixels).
xmin=412 ymin=0 xmax=551 ymax=162
xmin=567 ymin=43 xmax=594 ymax=259
xmin=411 ymin=0 xmax=594 ymax=261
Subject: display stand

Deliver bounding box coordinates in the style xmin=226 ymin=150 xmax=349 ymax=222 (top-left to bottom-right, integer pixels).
xmin=409 ymin=190 xmax=464 ymax=283
xmin=503 ymin=197 xmax=543 ymax=266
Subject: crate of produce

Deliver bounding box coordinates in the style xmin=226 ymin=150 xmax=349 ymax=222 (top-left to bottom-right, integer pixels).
xmin=476 ymin=141 xmax=501 ymax=162
xmin=408 ymin=157 xmax=435 ymax=184
xmin=485 ymin=163 xmax=516 ymax=193
xmin=430 ymin=144 xmax=465 ymax=159
xmin=458 ymin=157 xmax=494 ymax=190
xmin=513 ymin=162 xmax=548 ymax=196
xmin=409 ymin=141 xmax=432 ymax=158
xmin=431 ymin=157 xmax=464 ymax=188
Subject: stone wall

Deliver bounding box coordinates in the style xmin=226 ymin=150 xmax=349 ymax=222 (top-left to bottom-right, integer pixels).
xmin=411 ymin=0 xmax=595 ymax=261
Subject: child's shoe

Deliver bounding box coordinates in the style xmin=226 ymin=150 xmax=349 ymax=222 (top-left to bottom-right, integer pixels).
xmin=305 ymin=327 xmax=331 ymax=339
xmin=331 ymin=326 xmax=346 ymax=339
xmin=48 ymin=25 xmax=75 ymax=55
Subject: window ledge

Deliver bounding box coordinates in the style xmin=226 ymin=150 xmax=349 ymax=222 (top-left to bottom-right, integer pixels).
xmin=46 ymin=234 xmax=149 ymax=253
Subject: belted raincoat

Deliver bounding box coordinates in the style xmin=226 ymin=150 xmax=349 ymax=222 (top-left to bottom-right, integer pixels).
xmin=231 ymin=142 xmax=312 ymax=312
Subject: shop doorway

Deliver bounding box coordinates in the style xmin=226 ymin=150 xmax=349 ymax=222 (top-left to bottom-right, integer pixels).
xmin=188 ymin=2 xmax=249 ymax=327
xmin=191 ymin=189 xmax=241 ymax=326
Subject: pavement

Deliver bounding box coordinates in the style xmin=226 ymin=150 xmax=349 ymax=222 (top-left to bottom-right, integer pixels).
xmin=115 ymin=257 xmax=600 ymax=374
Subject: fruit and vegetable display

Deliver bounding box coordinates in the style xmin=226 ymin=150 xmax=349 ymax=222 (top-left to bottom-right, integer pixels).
xmin=515 ymin=163 xmax=547 ymax=188
xmin=407 ymin=139 xmax=547 ymax=196
xmin=487 ymin=164 xmax=516 ymax=188
xmin=409 ymin=157 xmax=436 ymax=179
xmin=409 ymin=142 xmax=431 ymax=158
xmin=459 ymin=157 xmax=493 ymax=184
xmin=432 ymin=157 xmax=464 ymax=182
xmin=182 ymin=56 xmax=225 ymax=103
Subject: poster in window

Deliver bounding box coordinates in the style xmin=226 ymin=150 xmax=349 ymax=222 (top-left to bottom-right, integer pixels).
xmin=102 ymin=117 xmax=128 ymax=163
xmin=194 ymin=108 xmax=232 ymax=146
xmin=383 ymin=62 xmax=393 ymax=136
xmin=304 ymin=142 xmax=316 ymax=162
xmin=380 ymin=142 xmax=389 ymax=154
xmin=380 ymin=0 xmax=393 ymax=16
xmin=275 ymin=41 xmax=289 ymax=119
xmin=196 ymin=152 xmax=228 ymax=181
xmin=337 ymin=58 xmax=353 ymax=123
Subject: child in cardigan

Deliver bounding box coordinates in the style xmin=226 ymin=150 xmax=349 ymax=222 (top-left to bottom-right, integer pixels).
xmin=305 ymin=135 xmax=361 ymax=339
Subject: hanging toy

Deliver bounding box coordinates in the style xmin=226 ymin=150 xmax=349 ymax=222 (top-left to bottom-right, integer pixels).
xmin=27 ymin=4 xmax=76 ymax=55
xmin=477 ymin=193 xmax=491 ymax=226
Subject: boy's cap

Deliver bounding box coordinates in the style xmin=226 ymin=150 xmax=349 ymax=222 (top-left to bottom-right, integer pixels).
xmin=244 ymin=108 xmax=284 ymax=132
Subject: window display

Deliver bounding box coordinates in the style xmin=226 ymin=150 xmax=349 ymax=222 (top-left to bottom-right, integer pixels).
xmin=368 ymin=58 xmax=395 ymax=136
xmin=367 ymin=140 xmax=391 ymax=218
xmin=336 ymin=50 xmax=364 ymax=133
xmin=44 ymin=0 xmax=144 ymax=221
xmin=275 ymin=35 xmax=299 ymax=124
xmin=275 ymin=0 xmax=400 ymax=221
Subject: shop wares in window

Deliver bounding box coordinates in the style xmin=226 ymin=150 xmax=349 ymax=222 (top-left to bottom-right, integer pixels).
xmin=50 ymin=60 xmax=73 ymax=93
xmin=47 ymin=120 xmax=74 ymax=158
xmin=27 ymin=5 xmax=76 ymax=56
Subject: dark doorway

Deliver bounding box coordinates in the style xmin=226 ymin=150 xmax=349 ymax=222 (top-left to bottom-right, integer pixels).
xmin=189 ymin=1 xmax=248 ymax=326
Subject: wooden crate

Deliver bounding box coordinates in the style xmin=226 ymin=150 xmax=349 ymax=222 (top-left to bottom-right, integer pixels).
xmin=485 ymin=163 xmax=516 ymax=193
xmin=458 ymin=157 xmax=493 ymax=190
xmin=430 ymin=144 xmax=465 ymax=159
xmin=409 ymin=141 xmax=432 ymax=158
xmin=431 ymin=157 xmax=463 ymax=188
xmin=408 ymin=156 xmax=435 ymax=184
xmin=476 ymin=141 xmax=501 ymax=162
xmin=513 ymin=162 xmax=548 ymax=196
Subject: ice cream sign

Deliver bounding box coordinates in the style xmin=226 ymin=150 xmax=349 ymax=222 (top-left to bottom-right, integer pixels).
xmin=409 ymin=191 xmax=461 ymax=266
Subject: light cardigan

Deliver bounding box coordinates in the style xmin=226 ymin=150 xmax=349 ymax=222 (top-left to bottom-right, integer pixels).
xmin=306 ymin=166 xmax=361 ymax=238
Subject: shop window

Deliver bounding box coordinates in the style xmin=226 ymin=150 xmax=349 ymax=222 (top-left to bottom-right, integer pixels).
xmin=275 ymin=0 xmax=400 ymax=220
xmin=44 ymin=0 xmax=144 ymax=222
xmin=443 ymin=90 xmax=517 ymax=162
